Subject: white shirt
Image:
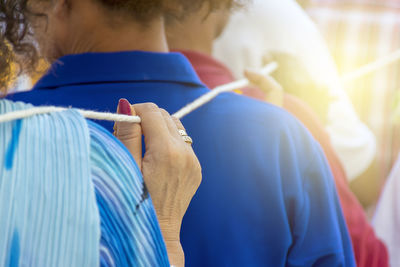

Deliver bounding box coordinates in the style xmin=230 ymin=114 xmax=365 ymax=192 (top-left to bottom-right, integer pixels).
xmin=373 ymin=154 xmax=400 ymax=267
xmin=213 ymin=0 xmax=377 ymax=181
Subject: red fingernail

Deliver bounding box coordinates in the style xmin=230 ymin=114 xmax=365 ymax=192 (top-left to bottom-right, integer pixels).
xmin=118 ymin=98 xmax=132 ymax=115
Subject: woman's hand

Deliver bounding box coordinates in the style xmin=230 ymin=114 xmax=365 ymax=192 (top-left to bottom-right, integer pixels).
xmin=114 ymin=99 xmax=202 ymax=267
xmin=244 ymin=69 xmax=284 ymax=107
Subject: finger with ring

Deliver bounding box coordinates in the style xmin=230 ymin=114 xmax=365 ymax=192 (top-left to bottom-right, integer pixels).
xmin=178 ymin=130 xmax=193 ymax=145
xmin=181 ymin=135 xmax=193 ymax=145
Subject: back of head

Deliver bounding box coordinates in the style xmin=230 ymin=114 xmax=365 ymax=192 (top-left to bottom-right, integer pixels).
xmin=166 ymin=0 xmax=249 ymax=54
xmin=91 ymin=0 xmax=220 ymax=22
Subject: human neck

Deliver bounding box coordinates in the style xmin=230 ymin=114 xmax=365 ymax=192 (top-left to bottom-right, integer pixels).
xmin=58 ymin=17 xmax=169 ymax=58
xmin=166 ymin=13 xmax=215 ymax=56
xmin=167 ymin=27 xmax=214 ymax=56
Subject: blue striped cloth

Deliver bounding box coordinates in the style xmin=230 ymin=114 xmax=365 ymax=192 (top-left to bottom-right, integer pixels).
xmin=0 ymin=100 xmax=169 ymax=267
xmin=89 ymin=121 xmax=169 ymax=267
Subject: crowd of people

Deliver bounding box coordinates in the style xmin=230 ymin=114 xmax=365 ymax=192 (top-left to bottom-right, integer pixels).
xmin=1 ymin=0 xmax=400 ymax=266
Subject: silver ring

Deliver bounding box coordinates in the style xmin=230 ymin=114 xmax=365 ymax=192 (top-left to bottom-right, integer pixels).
xmin=181 ymin=135 xmax=193 ymax=145
xmin=178 ymin=130 xmax=193 ymax=145
xmin=178 ymin=129 xmax=188 ymax=136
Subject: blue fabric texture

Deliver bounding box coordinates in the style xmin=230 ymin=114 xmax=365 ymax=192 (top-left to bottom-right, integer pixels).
xmin=88 ymin=120 xmax=169 ymax=267
xmin=0 ymin=100 xmax=100 ymax=267
xmin=0 ymin=99 xmax=169 ymax=267
xmin=9 ymin=51 xmax=356 ymax=266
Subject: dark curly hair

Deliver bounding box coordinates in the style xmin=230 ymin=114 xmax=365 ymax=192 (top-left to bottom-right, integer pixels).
xmin=0 ymin=36 xmax=12 ymax=92
xmin=0 ymin=0 xmax=39 ymax=93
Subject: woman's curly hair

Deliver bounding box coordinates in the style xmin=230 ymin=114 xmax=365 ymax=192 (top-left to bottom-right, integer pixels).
xmin=0 ymin=0 xmax=39 ymax=92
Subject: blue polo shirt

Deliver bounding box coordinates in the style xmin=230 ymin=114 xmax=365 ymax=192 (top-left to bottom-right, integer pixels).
xmin=9 ymin=51 xmax=355 ymax=266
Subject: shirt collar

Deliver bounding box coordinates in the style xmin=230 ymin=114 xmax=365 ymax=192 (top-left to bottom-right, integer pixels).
xmin=177 ymin=50 xmax=267 ymax=100
xmin=33 ymin=51 xmax=204 ymax=90
xmin=175 ymin=50 xmax=236 ymax=89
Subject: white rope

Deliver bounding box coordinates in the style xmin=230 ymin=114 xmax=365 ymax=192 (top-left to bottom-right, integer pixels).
xmin=0 ymin=106 xmax=141 ymax=124
xmin=173 ymin=62 xmax=278 ymax=119
xmin=341 ymin=49 xmax=400 ymax=83
xmin=0 ymin=62 xmax=278 ymax=124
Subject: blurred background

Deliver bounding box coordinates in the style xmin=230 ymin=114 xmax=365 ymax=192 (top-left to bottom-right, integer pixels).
xmin=301 ymin=0 xmax=400 ymax=184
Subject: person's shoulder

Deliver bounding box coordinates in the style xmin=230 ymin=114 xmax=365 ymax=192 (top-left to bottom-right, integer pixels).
xmin=203 ymin=92 xmax=279 ymax=116
xmin=204 ymin=92 xmax=323 ymax=160
xmin=204 ymin=92 xmax=309 ymax=135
